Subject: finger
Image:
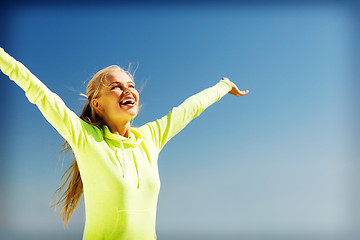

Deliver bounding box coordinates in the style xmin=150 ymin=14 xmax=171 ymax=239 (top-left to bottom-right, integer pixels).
xmin=238 ymin=90 xmax=249 ymax=96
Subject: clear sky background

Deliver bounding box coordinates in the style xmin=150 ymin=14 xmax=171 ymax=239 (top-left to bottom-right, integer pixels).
xmin=0 ymin=1 xmax=358 ymax=239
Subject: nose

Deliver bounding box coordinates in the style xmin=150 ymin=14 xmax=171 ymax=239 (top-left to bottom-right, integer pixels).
xmin=123 ymin=87 xmax=131 ymax=95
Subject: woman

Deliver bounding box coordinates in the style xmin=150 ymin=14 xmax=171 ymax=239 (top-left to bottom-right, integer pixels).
xmin=0 ymin=47 xmax=249 ymax=239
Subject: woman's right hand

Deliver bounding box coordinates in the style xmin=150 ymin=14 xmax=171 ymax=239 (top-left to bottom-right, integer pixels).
xmin=222 ymin=77 xmax=249 ymax=97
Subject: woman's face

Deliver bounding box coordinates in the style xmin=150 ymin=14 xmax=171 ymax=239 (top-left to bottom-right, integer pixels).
xmin=92 ymin=70 xmax=139 ymax=123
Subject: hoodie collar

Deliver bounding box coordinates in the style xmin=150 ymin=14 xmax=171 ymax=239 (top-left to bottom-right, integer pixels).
xmin=103 ymin=125 xmax=143 ymax=147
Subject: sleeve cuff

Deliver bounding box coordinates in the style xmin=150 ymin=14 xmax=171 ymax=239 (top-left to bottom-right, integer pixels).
xmin=218 ymin=79 xmax=232 ymax=92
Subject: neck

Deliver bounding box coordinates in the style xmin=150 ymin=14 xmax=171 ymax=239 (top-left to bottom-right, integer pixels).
xmin=107 ymin=120 xmax=132 ymax=138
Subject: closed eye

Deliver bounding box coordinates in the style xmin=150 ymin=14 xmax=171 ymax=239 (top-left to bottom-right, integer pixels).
xmin=110 ymin=83 xmax=135 ymax=90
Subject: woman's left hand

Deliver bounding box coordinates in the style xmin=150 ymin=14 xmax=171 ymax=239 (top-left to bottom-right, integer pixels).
xmin=222 ymin=77 xmax=249 ymax=96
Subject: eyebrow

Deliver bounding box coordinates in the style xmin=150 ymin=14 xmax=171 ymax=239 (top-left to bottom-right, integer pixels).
xmin=109 ymin=81 xmax=135 ymax=86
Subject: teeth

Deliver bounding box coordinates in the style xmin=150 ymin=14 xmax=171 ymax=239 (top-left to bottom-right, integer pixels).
xmin=121 ymin=99 xmax=135 ymax=105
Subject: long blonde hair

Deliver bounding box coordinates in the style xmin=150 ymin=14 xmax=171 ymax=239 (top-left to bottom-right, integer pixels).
xmin=52 ymin=65 xmax=134 ymax=227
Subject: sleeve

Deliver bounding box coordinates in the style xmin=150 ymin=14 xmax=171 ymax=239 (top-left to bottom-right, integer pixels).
xmin=0 ymin=47 xmax=87 ymax=147
xmin=139 ymin=79 xmax=232 ymax=152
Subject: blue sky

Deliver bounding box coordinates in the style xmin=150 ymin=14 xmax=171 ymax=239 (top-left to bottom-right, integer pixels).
xmin=0 ymin=2 xmax=358 ymax=239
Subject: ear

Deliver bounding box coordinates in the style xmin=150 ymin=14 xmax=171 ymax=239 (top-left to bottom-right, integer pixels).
xmin=91 ymin=99 xmax=103 ymax=113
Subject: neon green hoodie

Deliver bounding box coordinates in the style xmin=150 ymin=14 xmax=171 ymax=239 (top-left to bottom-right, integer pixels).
xmin=0 ymin=47 xmax=232 ymax=239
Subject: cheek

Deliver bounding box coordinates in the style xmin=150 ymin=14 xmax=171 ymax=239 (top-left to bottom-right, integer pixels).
xmin=101 ymin=95 xmax=119 ymax=110
xmin=133 ymin=90 xmax=140 ymax=102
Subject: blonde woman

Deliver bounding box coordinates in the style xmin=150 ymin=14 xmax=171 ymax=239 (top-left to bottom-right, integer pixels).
xmin=0 ymin=47 xmax=249 ymax=239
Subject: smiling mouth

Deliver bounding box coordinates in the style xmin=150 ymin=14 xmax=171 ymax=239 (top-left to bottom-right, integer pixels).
xmin=120 ymin=98 xmax=136 ymax=107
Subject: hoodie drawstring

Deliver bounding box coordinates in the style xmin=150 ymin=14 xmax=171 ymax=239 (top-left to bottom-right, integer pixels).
xmin=105 ymin=126 xmax=143 ymax=188
xmin=132 ymin=151 xmax=142 ymax=188
xmin=116 ymin=139 xmax=142 ymax=188
xmin=116 ymin=140 xmax=127 ymax=178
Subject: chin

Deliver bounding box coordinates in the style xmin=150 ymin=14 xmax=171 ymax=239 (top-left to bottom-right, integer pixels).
xmin=128 ymin=109 xmax=139 ymax=118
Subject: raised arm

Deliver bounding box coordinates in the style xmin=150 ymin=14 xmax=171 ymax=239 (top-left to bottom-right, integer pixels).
xmin=139 ymin=78 xmax=249 ymax=152
xmin=0 ymin=47 xmax=87 ymax=147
